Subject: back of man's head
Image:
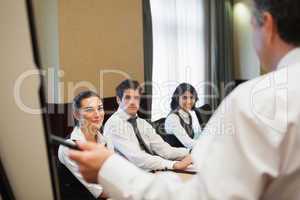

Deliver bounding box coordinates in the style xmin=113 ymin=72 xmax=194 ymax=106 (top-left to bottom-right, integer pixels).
xmin=254 ymin=0 xmax=300 ymax=46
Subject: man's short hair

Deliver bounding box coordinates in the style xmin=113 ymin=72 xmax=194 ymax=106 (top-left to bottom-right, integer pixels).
xmin=253 ymin=0 xmax=300 ymax=46
xmin=116 ymin=79 xmax=142 ymax=99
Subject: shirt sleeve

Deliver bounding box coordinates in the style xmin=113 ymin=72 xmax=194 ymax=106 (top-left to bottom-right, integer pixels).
xmin=97 ymin=84 xmax=283 ymax=200
xmin=143 ymin=120 xmax=190 ymax=160
xmin=104 ymin=118 xmax=177 ymax=171
xmin=165 ymin=113 xmax=196 ymax=149
xmin=102 ymin=134 xmax=115 ymax=152
xmin=58 ymin=141 xmax=104 ymax=198
xmin=98 ymin=154 xmax=205 ymax=200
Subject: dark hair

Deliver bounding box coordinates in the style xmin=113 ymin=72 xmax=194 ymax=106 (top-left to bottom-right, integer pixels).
xmin=170 ymin=83 xmax=199 ymax=111
xmin=253 ymin=0 xmax=300 ymax=46
xmin=116 ymin=79 xmax=142 ymax=99
xmin=72 ymin=90 xmax=101 ymax=126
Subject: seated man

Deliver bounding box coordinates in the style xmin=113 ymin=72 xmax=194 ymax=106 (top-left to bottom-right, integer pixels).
xmin=104 ymin=79 xmax=191 ymax=171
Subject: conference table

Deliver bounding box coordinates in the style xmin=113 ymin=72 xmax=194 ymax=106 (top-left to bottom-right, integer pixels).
xmin=154 ymin=169 xmax=196 ymax=182
xmin=107 ymin=170 xmax=196 ymax=199
xmin=176 ymin=171 xmax=195 ymax=182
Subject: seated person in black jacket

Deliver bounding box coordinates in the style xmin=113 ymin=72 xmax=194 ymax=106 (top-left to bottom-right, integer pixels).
xmin=165 ymin=83 xmax=207 ymax=150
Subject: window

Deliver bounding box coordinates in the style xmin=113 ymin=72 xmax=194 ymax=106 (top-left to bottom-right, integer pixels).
xmin=150 ymin=0 xmax=208 ymax=120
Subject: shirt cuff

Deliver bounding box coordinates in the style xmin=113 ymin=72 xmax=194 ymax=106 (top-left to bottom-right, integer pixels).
xmin=89 ymin=185 xmax=103 ymax=198
xmin=162 ymin=160 xmax=177 ymax=170
xmin=98 ymin=154 xmax=150 ymax=199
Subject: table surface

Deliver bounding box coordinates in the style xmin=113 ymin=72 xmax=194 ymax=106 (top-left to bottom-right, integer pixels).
xmin=107 ymin=171 xmax=195 ymax=199
xmin=176 ymin=172 xmax=195 ymax=182
xmin=154 ymin=170 xmax=196 ymax=182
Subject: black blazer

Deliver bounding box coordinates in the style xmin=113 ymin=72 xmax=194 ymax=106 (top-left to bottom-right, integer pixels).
xmin=194 ymin=104 xmax=212 ymax=129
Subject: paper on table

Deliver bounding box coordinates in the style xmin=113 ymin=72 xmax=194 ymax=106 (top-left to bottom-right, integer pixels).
xmin=185 ymin=164 xmax=199 ymax=173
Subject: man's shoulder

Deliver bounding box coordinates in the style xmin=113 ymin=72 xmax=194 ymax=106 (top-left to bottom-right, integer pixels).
xmin=216 ymin=72 xmax=277 ymax=122
xmin=231 ymin=64 xmax=300 ymax=101
xmin=226 ymin=65 xmax=300 ymax=120
xmin=137 ymin=117 xmax=152 ymax=126
xmin=106 ymin=111 xmax=125 ymax=123
xmin=104 ymin=112 xmax=126 ymax=133
xmin=165 ymin=112 xmax=179 ymax=122
xmin=229 ymin=71 xmax=278 ymax=102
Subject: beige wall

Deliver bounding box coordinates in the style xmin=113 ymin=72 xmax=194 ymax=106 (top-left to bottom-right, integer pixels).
xmin=59 ymin=0 xmax=144 ymax=102
xmin=0 ymin=0 xmax=53 ymax=199
xmin=233 ymin=0 xmax=260 ymax=79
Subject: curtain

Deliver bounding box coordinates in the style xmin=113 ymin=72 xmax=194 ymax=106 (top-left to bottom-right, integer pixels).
xmin=150 ymin=0 xmax=208 ymax=121
xmin=208 ymin=0 xmax=234 ymax=109
xmin=142 ymin=0 xmax=153 ymax=120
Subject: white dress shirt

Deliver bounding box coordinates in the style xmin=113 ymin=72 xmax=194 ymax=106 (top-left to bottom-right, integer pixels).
xmin=103 ymin=108 xmax=189 ymax=171
xmin=97 ymin=48 xmax=300 ymax=199
xmin=165 ymin=109 xmax=202 ymax=149
xmin=58 ymin=126 xmax=114 ymax=198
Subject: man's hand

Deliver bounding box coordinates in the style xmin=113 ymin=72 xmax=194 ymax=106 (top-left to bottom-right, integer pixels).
xmin=69 ymin=141 xmax=113 ymax=183
xmin=173 ymin=155 xmax=192 ymax=170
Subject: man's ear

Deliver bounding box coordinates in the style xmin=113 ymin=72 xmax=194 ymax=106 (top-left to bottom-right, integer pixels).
xmin=262 ymin=11 xmax=277 ymax=43
xmin=116 ymin=96 xmax=121 ymax=105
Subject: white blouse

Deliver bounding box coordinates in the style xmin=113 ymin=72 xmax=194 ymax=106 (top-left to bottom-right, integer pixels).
xmin=165 ymin=109 xmax=202 ymax=149
xmin=58 ymin=126 xmax=114 ymax=198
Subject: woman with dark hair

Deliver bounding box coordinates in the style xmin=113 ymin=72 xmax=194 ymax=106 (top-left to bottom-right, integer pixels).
xmin=165 ymin=83 xmax=203 ymax=149
xmin=58 ymin=90 xmax=113 ymax=199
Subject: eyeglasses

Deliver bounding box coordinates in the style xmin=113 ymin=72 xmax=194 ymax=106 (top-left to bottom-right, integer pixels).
xmin=80 ymin=105 xmax=104 ymax=114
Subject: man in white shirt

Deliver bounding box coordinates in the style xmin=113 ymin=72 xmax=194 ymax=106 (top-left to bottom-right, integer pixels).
xmin=69 ymin=0 xmax=300 ymax=199
xmin=103 ymin=79 xmax=192 ymax=171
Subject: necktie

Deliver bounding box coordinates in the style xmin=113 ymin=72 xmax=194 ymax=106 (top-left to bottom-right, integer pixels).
xmin=127 ymin=117 xmax=154 ymax=155
xmin=187 ymin=112 xmax=195 ymax=138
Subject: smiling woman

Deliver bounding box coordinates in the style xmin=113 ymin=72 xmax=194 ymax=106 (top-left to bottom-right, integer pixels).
xmin=57 ymin=90 xmax=114 ymax=199
xmin=164 ymin=83 xmax=203 ymax=150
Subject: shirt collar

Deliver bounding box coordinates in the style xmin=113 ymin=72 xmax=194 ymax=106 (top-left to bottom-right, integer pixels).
xmin=277 ymin=47 xmax=300 ymax=70
xmin=70 ymin=126 xmax=86 ymax=141
xmin=178 ymin=109 xmax=194 ymax=119
xmin=70 ymin=126 xmax=102 ymax=142
xmin=116 ymin=107 xmax=138 ymax=120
